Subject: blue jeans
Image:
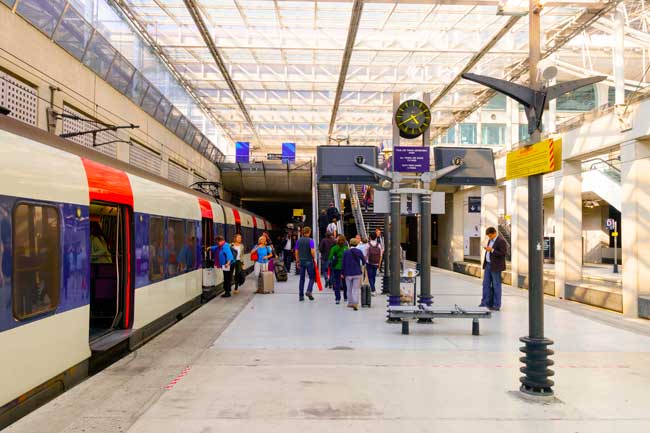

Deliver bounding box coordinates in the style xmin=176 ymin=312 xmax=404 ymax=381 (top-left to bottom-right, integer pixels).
xmin=331 ymin=268 xmax=344 ymax=301
xmin=320 ymin=258 xmax=330 ymax=284
xmin=481 ymin=262 xmax=502 ymax=308
xmin=367 ymin=264 xmax=378 ymax=292
xmin=299 ymin=260 xmax=315 ymax=299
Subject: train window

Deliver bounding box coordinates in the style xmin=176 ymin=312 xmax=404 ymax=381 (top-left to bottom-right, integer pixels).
xmin=149 ymin=216 xmax=164 ymax=282
xmin=166 ymin=219 xmax=185 ymax=277
xmin=177 ymin=221 xmax=196 ymax=272
xmin=12 ymin=203 xmax=61 ymax=320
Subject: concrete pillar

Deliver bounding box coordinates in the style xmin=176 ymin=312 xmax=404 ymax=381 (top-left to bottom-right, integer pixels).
xmin=481 ymin=186 xmax=499 ymax=272
xmin=621 ymin=139 xmax=650 ymax=317
xmin=613 ymin=5 xmax=625 ymax=106
xmin=553 ymin=161 xmax=582 ymax=298
xmin=510 ymin=178 xmax=529 ymax=287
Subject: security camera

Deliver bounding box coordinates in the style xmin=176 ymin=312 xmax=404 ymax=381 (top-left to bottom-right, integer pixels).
xmin=355 ymin=155 xmax=365 ymax=165
xmin=452 ymin=156 xmax=463 ymax=166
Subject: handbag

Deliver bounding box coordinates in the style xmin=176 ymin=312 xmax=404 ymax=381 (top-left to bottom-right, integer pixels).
xmin=251 ymin=249 xmax=258 ymax=261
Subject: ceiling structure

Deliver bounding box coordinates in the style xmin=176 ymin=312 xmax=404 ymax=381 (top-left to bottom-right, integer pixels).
xmin=116 ymin=0 xmax=650 ymax=155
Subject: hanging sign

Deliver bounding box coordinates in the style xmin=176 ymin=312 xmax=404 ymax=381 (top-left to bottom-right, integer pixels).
xmin=235 ymin=141 xmax=250 ymax=163
xmin=293 ymin=208 xmax=304 ymax=217
xmin=506 ymin=137 xmax=562 ymax=180
xmin=393 ymin=146 xmax=430 ymax=173
xmin=282 ymin=142 xmax=296 ymax=163
xmin=468 ymin=196 xmax=481 ymax=213
xmin=267 ymin=153 xmax=283 ymax=160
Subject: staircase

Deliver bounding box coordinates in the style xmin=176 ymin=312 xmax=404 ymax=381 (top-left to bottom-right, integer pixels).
xmin=582 ymin=160 xmax=621 ymax=211
xmin=352 ymin=185 xmax=385 ymax=236
xmin=348 ymin=184 xmax=367 ymax=239
xmin=317 ymin=183 xmax=334 ymax=214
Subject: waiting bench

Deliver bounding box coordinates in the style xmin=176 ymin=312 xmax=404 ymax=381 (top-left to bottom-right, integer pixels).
xmin=387 ymin=304 xmax=492 ymax=335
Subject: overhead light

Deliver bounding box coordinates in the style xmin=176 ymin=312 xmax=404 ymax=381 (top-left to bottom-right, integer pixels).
xmin=497 ymin=0 xmax=529 ymax=16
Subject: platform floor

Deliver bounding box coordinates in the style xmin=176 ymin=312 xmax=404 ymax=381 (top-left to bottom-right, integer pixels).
xmin=7 ymin=266 xmax=650 ymax=433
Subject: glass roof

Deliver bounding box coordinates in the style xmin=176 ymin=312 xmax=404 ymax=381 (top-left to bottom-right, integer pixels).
xmin=116 ymin=0 xmax=650 ymax=151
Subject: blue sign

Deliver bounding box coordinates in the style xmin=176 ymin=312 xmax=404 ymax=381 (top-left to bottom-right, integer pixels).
xmin=235 ymin=141 xmax=250 ymax=163
xmin=393 ymin=146 xmax=430 ymax=173
xmin=282 ymin=142 xmax=296 ymax=163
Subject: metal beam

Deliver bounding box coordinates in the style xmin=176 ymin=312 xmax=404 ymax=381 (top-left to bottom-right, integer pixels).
xmin=327 ymin=0 xmax=364 ymax=138
xmin=429 ymin=16 xmax=522 ymax=109
xmin=183 ymin=0 xmax=263 ymax=148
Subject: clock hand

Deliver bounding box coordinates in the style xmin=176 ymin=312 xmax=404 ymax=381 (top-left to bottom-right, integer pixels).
xmin=398 ymin=115 xmax=417 ymax=127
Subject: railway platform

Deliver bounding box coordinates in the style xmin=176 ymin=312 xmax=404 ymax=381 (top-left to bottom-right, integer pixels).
xmin=6 ymin=267 xmax=650 ymax=433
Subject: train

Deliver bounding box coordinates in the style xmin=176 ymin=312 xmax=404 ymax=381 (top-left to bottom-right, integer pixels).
xmin=0 ymin=115 xmax=270 ymax=428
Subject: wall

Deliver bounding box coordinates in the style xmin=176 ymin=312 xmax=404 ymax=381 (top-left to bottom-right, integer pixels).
xmin=582 ymin=205 xmax=608 ymax=263
xmin=0 ymin=6 xmax=220 ymax=183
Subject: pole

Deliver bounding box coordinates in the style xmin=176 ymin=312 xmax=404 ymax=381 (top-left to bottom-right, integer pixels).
xmin=389 ymin=191 xmax=402 ymax=307
xmin=614 ymin=5 xmax=625 ymax=107
xmin=613 ymin=221 xmax=619 ymax=273
xmin=383 ymin=92 xmax=400 ymax=295
xmin=520 ymin=0 xmax=554 ymax=397
xmin=419 ymin=189 xmax=432 ymax=305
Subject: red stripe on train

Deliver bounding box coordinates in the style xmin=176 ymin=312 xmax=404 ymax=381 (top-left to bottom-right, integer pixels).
xmin=81 ymin=158 xmax=134 ymax=206
xmin=198 ymin=198 xmax=214 ymax=219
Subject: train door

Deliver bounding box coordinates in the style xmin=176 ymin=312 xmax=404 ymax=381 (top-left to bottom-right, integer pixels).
xmin=89 ymin=201 xmax=133 ymax=338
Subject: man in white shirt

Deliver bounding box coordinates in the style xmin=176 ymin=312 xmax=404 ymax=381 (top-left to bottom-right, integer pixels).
xmin=326 ymin=218 xmax=338 ymax=236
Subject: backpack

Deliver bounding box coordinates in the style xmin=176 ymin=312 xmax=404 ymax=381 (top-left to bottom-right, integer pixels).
xmin=368 ymin=243 xmax=382 ymax=266
xmin=230 ymin=245 xmax=239 ymax=260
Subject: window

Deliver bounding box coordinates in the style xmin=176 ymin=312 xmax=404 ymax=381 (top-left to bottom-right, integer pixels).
xmin=519 ymin=124 xmax=530 ymax=142
xmin=13 ymin=203 xmax=60 ymax=320
xmin=166 ymin=219 xmax=185 ymax=277
xmin=52 ymin=6 xmax=93 ymax=60
xmin=608 ymin=87 xmax=633 ymax=106
xmin=179 ymin=221 xmax=196 ymax=272
xmin=484 ymin=94 xmax=507 ymax=110
xmin=556 ymin=84 xmax=596 ymax=112
xmin=481 ymin=123 xmax=506 ymax=146
xmin=441 ymin=127 xmax=455 ymax=145
xmin=459 ymin=123 xmax=477 ymax=145
xmin=149 ymin=216 xmax=164 ymax=282
xmin=16 ymin=0 xmax=66 ymax=37
xmin=83 ymin=32 xmax=117 ymax=79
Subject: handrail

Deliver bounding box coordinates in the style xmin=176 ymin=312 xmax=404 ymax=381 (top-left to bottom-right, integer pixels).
xmin=581 ymin=157 xmax=621 ymax=173
xmin=348 ymin=184 xmax=368 ymax=239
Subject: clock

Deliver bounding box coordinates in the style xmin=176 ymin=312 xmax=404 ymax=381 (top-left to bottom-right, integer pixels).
xmin=394 ymin=99 xmax=431 ymax=139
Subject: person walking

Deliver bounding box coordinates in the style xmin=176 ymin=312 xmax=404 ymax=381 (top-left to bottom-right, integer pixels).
xmin=326 ymin=218 xmax=338 ymax=237
xmin=328 ymin=235 xmax=348 ymax=304
xmin=342 ymin=238 xmax=367 ymax=311
xmin=295 ymin=226 xmax=316 ymax=302
xmin=318 ymin=209 xmax=329 ymax=241
xmin=282 ymin=233 xmax=293 ymax=273
xmin=252 ymin=236 xmax=273 ymax=277
xmin=363 ymin=186 xmax=373 ymax=212
xmin=480 ymin=227 xmax=508 ymax=311
xmin=357 ymin=236 xmax=369 ymax=260
xmin=231 ymin=233 xmax=244 ymax=294
xmin=318 ymin=232 xmax=336 ymax=288
xmin=209 ymin=235 xmax=234 ymax=298
xmin=327 ymin=201 xmax=340 ymax=223
xmin=367 ymin=233 xmax=382 ymax=295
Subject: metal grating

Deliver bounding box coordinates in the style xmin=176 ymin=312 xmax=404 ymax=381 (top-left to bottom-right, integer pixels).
xmin=192 ymin=171 xmax=207 ymax=185
xmin=168 ymin=160 xmax=188 ymax=186
xmin=129 ymin=142 xmax=161 ymax=176
xmin=0 ymin=71 xmax=38 ymax=126
xmin=61 ymin=106 xmax=117 ymax=158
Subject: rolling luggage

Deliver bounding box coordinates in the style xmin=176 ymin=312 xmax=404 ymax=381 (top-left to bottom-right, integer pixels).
xmin=257 ymin=263 xmax=275 ymax=293
xmin=361 ymin=267 xmax=371 ymax=308
xmin=274 ymin=259 xmax=288 ymax=282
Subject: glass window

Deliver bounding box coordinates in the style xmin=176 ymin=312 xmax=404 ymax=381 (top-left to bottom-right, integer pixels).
xmin=484 ymin=93 xmax=507 ymax=110
xmin=441 ymin=126 xmax=455 ymax=144
xmin=519 ymin=124 xmax=530 ymax=142
xmin=106 ymin=54 xmax=135 ymax=94
xmin=166 ymin=219 xmax=185 ymax=278
xmin=140 ymin=85 xmax=162 ymax=117
xmin=177 ymin=117 xmax=191 ymax=141
xmin=153 ymin=97 xmax=172 ymax=125
xmin=149 ymin=216 xmax=164 ymax=282
xmin=13 ymin=203 xmax=60 ymax=320
xmin=126 ymin=72 xmax=148 ymax=106
xmin=481 ymin=123 xmax=506 ymax=146
xmin=16 ymin=0 xmax=66 ymax=37
xmin=557 ymin=84 xmax=596 ymax=112
xmin=459 ymin=123 xmax=477 ymax=145
xmin=52 ymin=6 xmax=93 ymax=60
xmin=166 ymin=108 xmax=182 ymax=133
xmin=608 ymin=86 xmax=633 ymax=106
xmin=178 ymin=221 xmax=196 ymax=272
xmin=83 ymin=32 xmax=117 ymax=78
xmin=1 ymin=0 xmax=17 ymax=8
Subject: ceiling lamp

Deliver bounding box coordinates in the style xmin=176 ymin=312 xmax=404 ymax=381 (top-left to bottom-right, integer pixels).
xmin=497 ymin=0 xmax=529 ymax=16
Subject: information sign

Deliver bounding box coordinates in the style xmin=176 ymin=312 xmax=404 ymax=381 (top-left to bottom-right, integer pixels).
xmin=282 ymin=142 xmax=296 ymax=163
xmin=293 ymin=209 xmax=304 ymax=217
xmin=267 ymin=153 xmax=283 ymax=160
xmin=235 ymin=141 xmax=250 ymax=163
xmin=468 ymin=196 xmax=481 ymax=213
xmin=606 ymin=218 xmax=615 ymax=229
xmin=506 ymin=137 xmax=562 ymax=180
xmin=393 ymin=146 xmax=430 ymax=173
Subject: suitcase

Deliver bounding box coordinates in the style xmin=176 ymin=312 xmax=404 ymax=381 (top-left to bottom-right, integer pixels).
xmin=274 ymin=259 xmax=288 ymax=282
xmin=361 ymin=268 xmax=371 ymax=308
xmin=257 ymin=263 xmax=275 ymax=294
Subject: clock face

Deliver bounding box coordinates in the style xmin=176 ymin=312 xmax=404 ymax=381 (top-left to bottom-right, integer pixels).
xmin=395 ymin=99 xmax=431 ymax=139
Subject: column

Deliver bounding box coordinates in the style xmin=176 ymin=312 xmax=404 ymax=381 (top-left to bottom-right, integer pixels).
xmin=613 ymin=5 xmax=625 ymax=107
xmin=510 ymin=178 xmax=528 ymax=287
xmin=480 ymin=186 xmax=499 ymax=272
xmin=553 ymin=161 xmax=582 ymax=299
xmin=451 ymin=190 xmax=465 ymax=266
xmin=621 ymin=139 xmax=650 ymax=317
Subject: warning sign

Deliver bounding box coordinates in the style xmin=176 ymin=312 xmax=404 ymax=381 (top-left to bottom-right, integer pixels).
xmin=506 ymin=138 xmax=562 ymax=180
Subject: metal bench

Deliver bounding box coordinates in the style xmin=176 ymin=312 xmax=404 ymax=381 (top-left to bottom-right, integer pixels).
xmin=387 ymin=304 xmax=492 ymax=335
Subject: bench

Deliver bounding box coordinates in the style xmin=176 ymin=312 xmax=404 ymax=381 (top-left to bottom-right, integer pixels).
xmin=387 ymin=304 xmax=492 ymax=335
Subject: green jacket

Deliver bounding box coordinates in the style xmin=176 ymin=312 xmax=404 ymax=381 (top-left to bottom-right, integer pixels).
xmin=328 ymin=244 xmax=348 ymax=271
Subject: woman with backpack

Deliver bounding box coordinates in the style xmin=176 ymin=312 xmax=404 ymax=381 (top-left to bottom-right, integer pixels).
xmin=367 ymin=233 xmax=383 ymax=295
xmin=327 ymin=235 xmax=348 ymax=304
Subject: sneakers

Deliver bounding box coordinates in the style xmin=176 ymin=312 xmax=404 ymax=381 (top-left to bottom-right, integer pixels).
xmin=371 ymin=292 xmax=377 ymax=297
xmin=233 ymin=289 xmax=239 ymax=294
xmin=335 ymin=300 xmax=340 ymax=305
xmin=353 ymin=305 xmax=358 ymax=311
xmin=299 ymin=297 xmax=305 ymax=302
xmin=221 ymin=293 xmax=231 ymax=298
xmin=306 ymin=293 xmax=314 ymax=301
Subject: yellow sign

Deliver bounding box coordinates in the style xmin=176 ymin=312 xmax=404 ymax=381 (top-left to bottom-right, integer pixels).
xmin=293 ymin=209 xmax=304 ymax=217
xmin=506 ymin=137 xmax=562 ymax=181
xmin=612 ymin=231 xmax=619 ymax=237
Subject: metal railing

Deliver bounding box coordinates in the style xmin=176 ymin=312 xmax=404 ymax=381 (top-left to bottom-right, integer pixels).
xmin=348 ymin=184 xmax=367 ymax=239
